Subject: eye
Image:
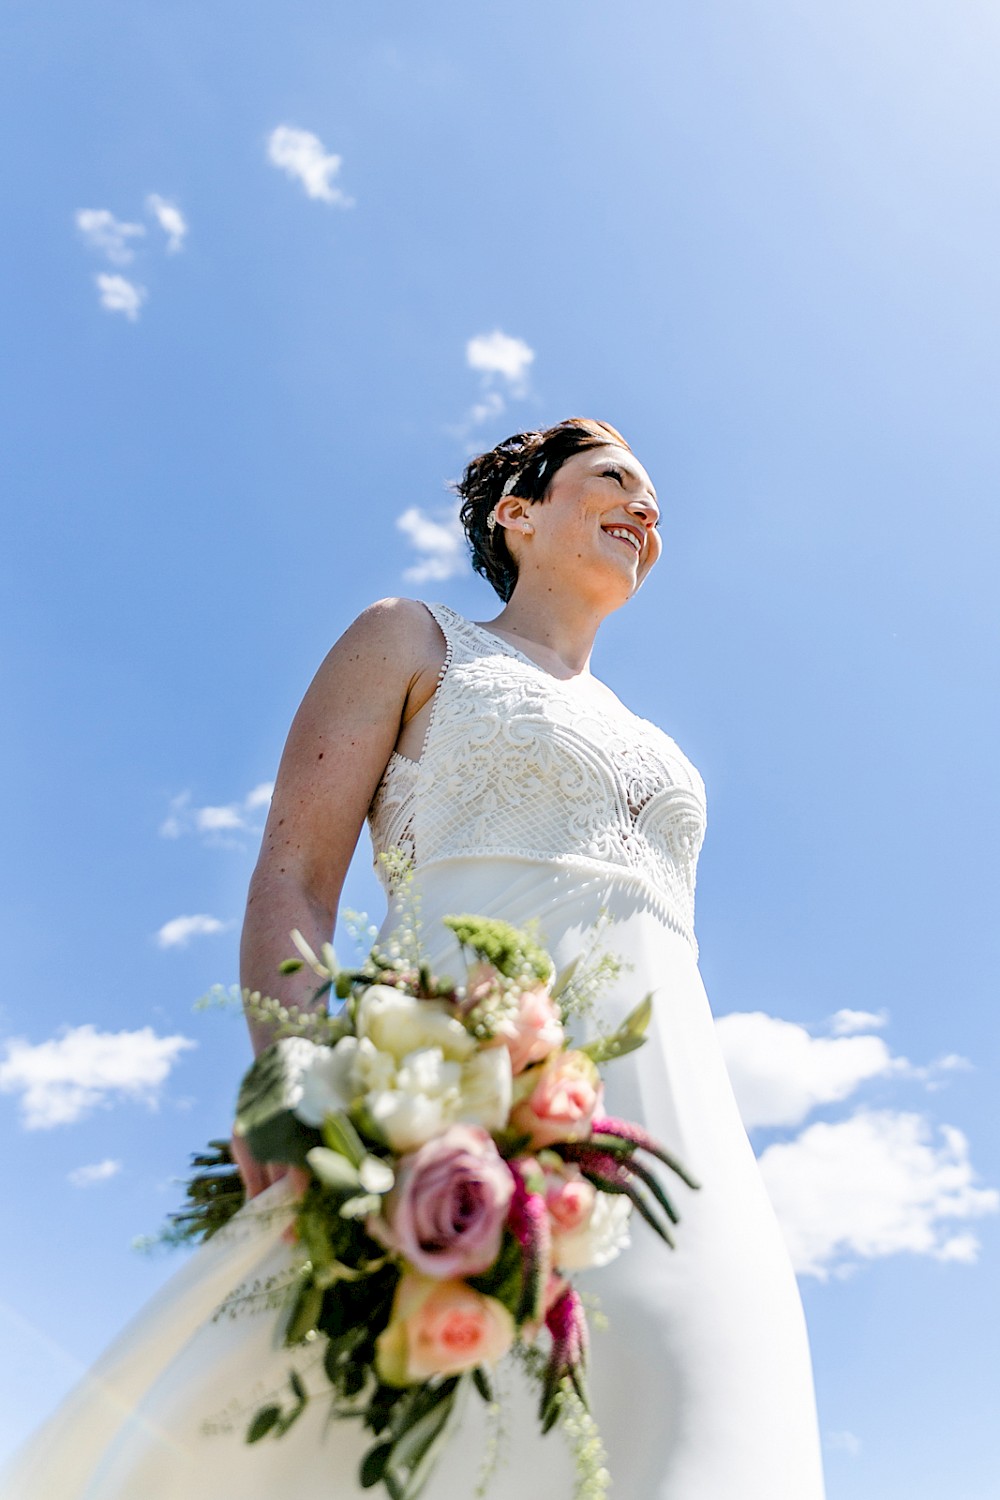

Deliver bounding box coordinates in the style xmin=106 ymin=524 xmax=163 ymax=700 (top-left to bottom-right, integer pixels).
xmin=602 ymin=465 xmax=625 ymax=487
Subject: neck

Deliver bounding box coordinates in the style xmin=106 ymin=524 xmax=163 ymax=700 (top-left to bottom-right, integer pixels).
xmin=487 ymin=584 xmax=612 ymax=676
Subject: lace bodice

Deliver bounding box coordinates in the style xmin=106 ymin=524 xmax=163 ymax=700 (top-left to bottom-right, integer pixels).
xmin=367 ymin=604 xmax=707 ymax=951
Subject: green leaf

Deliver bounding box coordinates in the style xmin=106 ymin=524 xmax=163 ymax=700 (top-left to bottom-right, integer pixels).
xmin=550 ymin=954 xmax=581 ymax=1001
xmin=467 ymin=1230 xmax=523 ymax=1316
xmin=472 ymin=1367 xmax=493 ymax=1403
xmin=285 ymin=1282 xmax=324 ymax=1345
xmin=322 ymin=1110 xmax=369 ymax=1167
xmin=306 ymin=1147 xmax=361 ymax=1193
xmin=387 ymin=1386 xmax=459 ymax=1497
xmin=360 ymin=1441 xmax=393 ymax=1488
xmin=234 ymin=1038 xmax=319 ymax=1166
xmin=278 ymin=958 xmax=305 ymax=974
xmin=246 ymin=1405 xmax=282 ymax=1443
xmin=579 ymin=992 xmax=653 ymax=1066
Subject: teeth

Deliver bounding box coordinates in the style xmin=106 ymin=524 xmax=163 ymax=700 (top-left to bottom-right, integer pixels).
xmin=604 ymin=527 xmax=641 ymax=554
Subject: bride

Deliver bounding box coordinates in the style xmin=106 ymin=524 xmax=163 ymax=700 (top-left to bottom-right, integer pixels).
xmin=4 ymin=418 xmax=827 ymax=1498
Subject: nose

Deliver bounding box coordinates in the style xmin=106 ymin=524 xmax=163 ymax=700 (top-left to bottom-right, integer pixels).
xmin=626 ymin=496 xmax=659 ymax=530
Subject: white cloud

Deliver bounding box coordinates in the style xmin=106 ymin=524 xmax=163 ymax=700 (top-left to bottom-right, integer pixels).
xmin=95 ymin=273 xmax=146 ymax=322
xmin=829 ymin=1008 xmax=888 ymax=1036
xmin=716 ymin=1010 xmax=902 ymax=1130
xmin=759 ymin=1109 xmax=999 ymax=1279
xmin=159 ymin=782 xmax=274 ymax=842
xmin=146 ymin=194 xmax=188 ymax=252
xmin=825 ymin=1430 xmax=862 ymax=1457
xmin=267 ymin=125 xmax=353 ymax=206
xmin=0 ymin=1026 xmax=195 ymax=1129
xmin=76 ymin=208 xmax=146 ymax=265
xmin=155 ymin=914 xmax=231 ymax=949
xmin=68 ymin=1159 xmax=122 ymax=1188
xmin=466 ymin=330 xmax=535 ymax=388
xmin=397 ymin=505 xmax=466 ymax=583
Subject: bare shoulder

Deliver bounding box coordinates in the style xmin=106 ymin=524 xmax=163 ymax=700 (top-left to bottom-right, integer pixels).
xmin=340 ymin=597 xmax=444 ymax=665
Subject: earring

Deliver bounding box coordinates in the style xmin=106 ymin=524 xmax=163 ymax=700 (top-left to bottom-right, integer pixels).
xmin=522 ymin=522 xmax=534 ymax=534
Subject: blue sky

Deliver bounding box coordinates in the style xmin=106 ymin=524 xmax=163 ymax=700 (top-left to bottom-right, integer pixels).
xmin=2 ymin=2 xmax=999 ymax=1495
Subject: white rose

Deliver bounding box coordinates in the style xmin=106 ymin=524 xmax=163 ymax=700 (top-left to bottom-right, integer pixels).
xmin=456 ymin=1047 xmax=512 ymax=1134
xmin=553 ymin=1190 xmax=633 ymax=1271
xmin=356 ymin=986 xmax=476 ymax=1064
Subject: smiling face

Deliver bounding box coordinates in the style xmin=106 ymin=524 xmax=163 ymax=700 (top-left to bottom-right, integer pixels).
xmin=496 ymin=443 xmax=662 ymax=609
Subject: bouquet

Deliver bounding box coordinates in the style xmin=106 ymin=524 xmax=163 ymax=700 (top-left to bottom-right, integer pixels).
xmin=173 ymin=913 xmax=698 ymax=1500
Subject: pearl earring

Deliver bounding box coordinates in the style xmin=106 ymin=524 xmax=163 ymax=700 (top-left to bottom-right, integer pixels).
xmin=523 ymin=522 xmax=534 ymax=534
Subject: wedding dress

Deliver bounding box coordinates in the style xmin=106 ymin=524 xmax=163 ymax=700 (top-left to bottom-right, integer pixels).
xmin=3 ymin=603 xmax=827 ymax=1499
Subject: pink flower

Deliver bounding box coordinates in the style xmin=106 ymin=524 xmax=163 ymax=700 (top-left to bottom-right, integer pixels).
xmin=540 ymin=1158 xmax=597 ymax=1236
xmin=497 ymin=985 xmax=565 ymax=1074
xmin=369 ymin=1123 xmax=513 ymax=1279
xmin=375 ymin=1271 xmax=515 ymax=1385
xmin=509 ymin=1051 xmax=604 ymax=1150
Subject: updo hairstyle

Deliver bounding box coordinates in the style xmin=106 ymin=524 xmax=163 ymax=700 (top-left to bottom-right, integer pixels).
xmin=455 ymin=417 xmax=632 ymax=602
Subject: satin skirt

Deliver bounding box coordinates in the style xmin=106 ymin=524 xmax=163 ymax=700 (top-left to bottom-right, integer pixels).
xmin=2 ymin=857 xmax=826 ymax=1499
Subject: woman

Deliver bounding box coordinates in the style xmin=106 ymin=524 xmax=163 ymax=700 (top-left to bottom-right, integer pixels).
xmin=3 ymin=419 xmax=827 ymax=1498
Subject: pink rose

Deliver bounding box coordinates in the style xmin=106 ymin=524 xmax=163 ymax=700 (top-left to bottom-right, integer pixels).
xmin=497 ymin=985 xmax=565 ymax=1074
xmin=369 ymin=1123 xmax=513 ymax=1279
xmin=509 ymin=1051 xmax=604 ymax=1149
xmin=541 ymin=1159 xmax=597 ymax=1235
xmin=375 ymin=1271 xmax=515 ymax=1384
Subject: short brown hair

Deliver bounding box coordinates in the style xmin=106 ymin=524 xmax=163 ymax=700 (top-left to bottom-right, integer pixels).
xmin=455 ymin=418 xmax=632 ymax=601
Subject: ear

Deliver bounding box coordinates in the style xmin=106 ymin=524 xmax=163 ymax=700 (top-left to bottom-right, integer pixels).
xmin=493 ymin=494 xmax=532 ymax=533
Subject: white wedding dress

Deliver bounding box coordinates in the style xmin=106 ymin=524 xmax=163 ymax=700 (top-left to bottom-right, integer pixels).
xmin=3 ymin=603 xmax=826 ymax=1499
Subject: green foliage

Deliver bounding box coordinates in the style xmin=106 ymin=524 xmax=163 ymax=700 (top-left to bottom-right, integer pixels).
xmin=150 ymin=1140 xmax=245 ymax=1249
xmin=578 ymin=993 xmax=652 ymax=1065
xmin=443 ymin=914 xmax=553 ymax=983
xmin=467 ymin=1230 xmax=525 ymax=1319
xmin=234 ymin=1039 xmax=320 ymax=1166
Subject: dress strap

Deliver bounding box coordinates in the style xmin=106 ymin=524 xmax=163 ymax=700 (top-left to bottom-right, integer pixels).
xmin=422 ymin=602 xmax=484 ymax=666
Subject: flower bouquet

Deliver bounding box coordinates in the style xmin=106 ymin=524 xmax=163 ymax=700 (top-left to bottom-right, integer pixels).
xmin=175 ymin=914 xmax=698 ymax=1500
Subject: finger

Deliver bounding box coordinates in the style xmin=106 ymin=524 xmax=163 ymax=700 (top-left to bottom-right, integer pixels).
xmin=231 ymin=1132 xmax=269 ymax=1200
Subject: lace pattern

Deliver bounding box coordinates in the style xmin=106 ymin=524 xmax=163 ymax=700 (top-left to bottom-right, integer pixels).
xmin=368 ymin=604 xmax=707 ymax=952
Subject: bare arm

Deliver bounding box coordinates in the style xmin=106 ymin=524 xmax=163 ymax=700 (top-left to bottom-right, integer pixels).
xmin=233 ymin=597 xmax=444 ymax=1193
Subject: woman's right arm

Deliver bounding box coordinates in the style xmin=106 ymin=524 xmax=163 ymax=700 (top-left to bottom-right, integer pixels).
xmin=233 ymin=597 xmax=442 ymax=1194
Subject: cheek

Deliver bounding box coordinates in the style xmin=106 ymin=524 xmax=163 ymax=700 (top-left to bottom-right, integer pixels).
xmin=639 ymin=531 xmax=663 ymax=579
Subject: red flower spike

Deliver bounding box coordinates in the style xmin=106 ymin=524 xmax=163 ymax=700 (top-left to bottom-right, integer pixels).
xmin=507 ymin=1162 xmax=552 ymax=1326
xmin=590 ymin=1116 xmax=700 ymax=1190
xmin=541 ymin=1285 xmax=590 ymax=1428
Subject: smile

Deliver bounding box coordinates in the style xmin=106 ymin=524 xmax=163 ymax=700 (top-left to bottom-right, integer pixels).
xmin=602 ymin=525 xmax=643 ymax=556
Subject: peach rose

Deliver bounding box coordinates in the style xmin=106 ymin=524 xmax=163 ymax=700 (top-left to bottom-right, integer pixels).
xmin=540 ymin=1158 xmax=597 ymax=1236
xmin=375 ymin=1271 xmax=515 ymax=1385
xmin=497 ymin=985 xmax=565 ymax=1074
xmin=509 ymin=1050 xmax=604 ymax=1149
